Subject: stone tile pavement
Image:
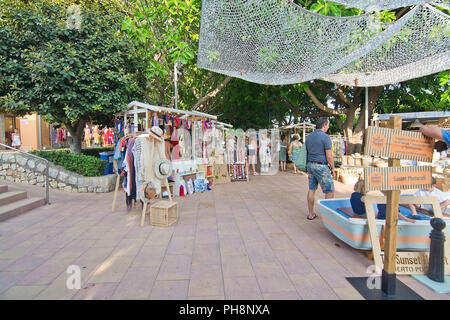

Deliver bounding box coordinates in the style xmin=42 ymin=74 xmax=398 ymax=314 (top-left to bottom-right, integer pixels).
xmin=0 ymin=173 xmax=449 ymax=300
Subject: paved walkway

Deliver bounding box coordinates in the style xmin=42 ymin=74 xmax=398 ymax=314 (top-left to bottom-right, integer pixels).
xmin=0 ymin=173 xmax=448 ymax=300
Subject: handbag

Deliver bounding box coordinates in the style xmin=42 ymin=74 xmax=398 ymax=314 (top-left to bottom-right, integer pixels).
xmin=144 ymin=182 xmax=157 ymax=200
xmin=294 ymin=144 xmax=307 ymax=172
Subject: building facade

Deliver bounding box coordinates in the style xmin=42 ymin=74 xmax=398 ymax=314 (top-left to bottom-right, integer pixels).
xmin=0 ymin=113 xmax=51 ymax=151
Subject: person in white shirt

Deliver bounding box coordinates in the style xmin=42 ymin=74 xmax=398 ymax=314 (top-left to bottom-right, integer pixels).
xmin=259 ymin=132 xmax=271 ymax=173
xmin=11 ymin=128 xmax=21 ymax=149
xmin=409 ymin=177 xmax=450 ymax=216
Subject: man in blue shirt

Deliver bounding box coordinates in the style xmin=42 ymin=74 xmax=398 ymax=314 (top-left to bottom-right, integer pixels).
xmin=420 ymin=124 xmax=450 ymax=146
xmin=305 ymin=117 xmax=335 ymax=220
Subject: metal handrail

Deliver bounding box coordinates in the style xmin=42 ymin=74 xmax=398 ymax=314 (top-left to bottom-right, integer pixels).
xmin=0 ymin=143 xmax=50 ymax=205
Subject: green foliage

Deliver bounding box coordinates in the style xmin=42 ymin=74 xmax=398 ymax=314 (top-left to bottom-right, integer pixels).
xmin=121 ymin=0 xmax=211 ymax=108
xmin=376 ymin=73 xmax=450 ymax=114
xmin=39 ymin=146 xmax=115 ymax=157
xmin=30 ymin=149 xmax=107 ymax=177
xmin=213 ymin=1 xmax=448 ymax=136
xmin=210 ymin=80 xmax=277 ymax=130
xmin=120 ymin=0 xmax=232 ymax=111
xmin=299 ymin=0 xmax=362 ymax=16
xmin=80 ymin=146 xmax=115 ymax=157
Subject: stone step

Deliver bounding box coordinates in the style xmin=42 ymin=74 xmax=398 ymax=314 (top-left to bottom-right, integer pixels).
xmin=0 ymin=191 xmax=27 ymax=206
xmin=0 ymin=185 xmax=8 ymax=194
xmin=0 ymin=197 xmax=45 ymax=222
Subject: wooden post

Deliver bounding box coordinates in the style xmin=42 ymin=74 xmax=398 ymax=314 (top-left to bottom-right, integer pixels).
xmin=141 ymin=137 xmax=156 ymax=226
xmin=111 ymin=173 xmax=120 ymax=212
xmin=133 ymin=105 xmax=138 ymax=134
xmin=382 ymin=115 xmax=402 ymax=296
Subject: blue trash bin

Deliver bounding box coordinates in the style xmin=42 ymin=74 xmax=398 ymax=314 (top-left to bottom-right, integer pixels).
xmin=99 ymin=151 xmax=115 ymax=175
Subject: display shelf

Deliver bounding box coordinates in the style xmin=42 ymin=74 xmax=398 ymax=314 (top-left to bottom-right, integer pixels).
xmin=229 ymin=163 xmax=249 ymax=182
xmin=178 ymin=171 xmax=198 ymax=176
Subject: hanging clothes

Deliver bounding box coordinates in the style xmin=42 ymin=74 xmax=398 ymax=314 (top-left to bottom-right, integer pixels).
xmin=107 ymin=128 xmax=114 ymax=145
xmin=84 ymin=126 xmax=91 ymax=147
xmin=113 ymin=137 xmax=124 ymax=174
xmin=50 ymin=127 xmax=57 ymax=145
xmin=122 ymin=137 xmax=137 ymax=210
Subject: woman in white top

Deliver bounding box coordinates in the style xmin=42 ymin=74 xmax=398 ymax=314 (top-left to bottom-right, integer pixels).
xmin=248 ymin=134 xmax=258 ymax=175
xmin=259 ymin=132 xmax=271 ymax=173
xmin=11 ymin=128 xmax=21 ymax=149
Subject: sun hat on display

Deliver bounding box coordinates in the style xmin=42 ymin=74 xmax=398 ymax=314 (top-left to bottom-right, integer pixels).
xmin=149 ymin=126 xmax=163 ymax=141
xmin=154 ymin=158 xmax=172 ymax=180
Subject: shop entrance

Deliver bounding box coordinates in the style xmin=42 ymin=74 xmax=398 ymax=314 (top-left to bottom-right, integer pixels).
xmin=3 ymin=115 xmax=18 ymax=146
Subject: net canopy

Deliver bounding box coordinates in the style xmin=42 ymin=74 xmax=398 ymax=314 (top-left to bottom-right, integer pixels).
xmin=197 ymin=0 xmax=450 ymax=87
xmin=328 ymin=0 xmax=448 ymax=11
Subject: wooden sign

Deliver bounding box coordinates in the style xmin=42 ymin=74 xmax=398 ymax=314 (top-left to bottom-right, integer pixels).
xmin=379 ymin=252 xmax=450 ymax=275
xmin=213 ymin=163 xmax=230 ymax=185
xmin=364 ymin=195 xmax=450 ymax=275
xmin=364 ymin=126 xmax=434 ymax=162
xmin=364 ymin=166 xmax=432 ymax=191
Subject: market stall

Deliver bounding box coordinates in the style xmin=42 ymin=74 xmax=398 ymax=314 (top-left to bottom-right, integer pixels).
xmin=114 ymin=101 xmax=231 ymax=203
xmin=279 ymin=122 xmax=315 ymax=144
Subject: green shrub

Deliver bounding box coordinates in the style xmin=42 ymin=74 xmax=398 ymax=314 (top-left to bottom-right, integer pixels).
xmin=80 ymin=147 xmax=115 ymax=157
xmin=40 ymin=147 xmax=115 ymax=157
xmin=30 ymin=150 xmax=107 ymax=177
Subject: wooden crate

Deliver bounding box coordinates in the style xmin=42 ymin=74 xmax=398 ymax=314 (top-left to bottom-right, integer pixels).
xmin=150 ymin=201 xmax=178 ymax=227
xmin=436 ymin=177 xmax=450 ymax=192
xmin=213 ymin=163 xmax=230 ymax=184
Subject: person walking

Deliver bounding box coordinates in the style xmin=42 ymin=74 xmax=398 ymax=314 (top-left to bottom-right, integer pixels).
xmin=279 ymin=134 xmax=288 ymax=172
xmin=248 ymin=131 xmax=258 ymax=175
xmin=305 ymin=117 xmax=335 ymax=220
xmin=11 ymin=128 xmax=21 ymax=149
xmin=288 ymin=134 xmax=302 ymax=174
xmin=259 ymin=131 xmax=271 ymax=173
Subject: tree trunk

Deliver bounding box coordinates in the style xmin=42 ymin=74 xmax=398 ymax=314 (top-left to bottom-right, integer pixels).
xmin=193 ymin=76 xmax=232 ymax=111
xmin=351 ymin=86 xmax=383 ymax=154
xmin=66 ymin=120 xmax=86 ymax=154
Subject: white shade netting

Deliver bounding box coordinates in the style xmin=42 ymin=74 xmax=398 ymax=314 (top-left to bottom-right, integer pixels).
xmin=328 ymin=0 xmax=448 ymax=11
xmin=197 ymin=0 xmax=450 ymax=87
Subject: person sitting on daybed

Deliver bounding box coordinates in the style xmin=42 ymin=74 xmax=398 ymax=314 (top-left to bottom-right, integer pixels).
xmin=408 ymin=177 xmax=450 ymax=216
xmin=350 ymin=179 xmax=417 ymax=223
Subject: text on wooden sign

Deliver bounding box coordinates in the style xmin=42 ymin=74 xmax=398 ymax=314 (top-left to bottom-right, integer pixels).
xmin=365 ymin=126 xmax=434 ymax=162
xmin=364 ymin=166 xmax=432 ymax=191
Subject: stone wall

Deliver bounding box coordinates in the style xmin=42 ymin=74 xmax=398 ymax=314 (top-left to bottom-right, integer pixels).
xmin=0 ymin=152 xmax=116 ymax=193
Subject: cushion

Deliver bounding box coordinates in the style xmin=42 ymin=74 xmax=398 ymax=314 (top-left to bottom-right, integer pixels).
xmin=338 ymin=207 xmax=366 ymax=219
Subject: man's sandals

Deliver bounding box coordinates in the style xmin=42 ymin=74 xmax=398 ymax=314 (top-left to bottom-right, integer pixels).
xmin=307 ymin=214 xmax=319 ymax=220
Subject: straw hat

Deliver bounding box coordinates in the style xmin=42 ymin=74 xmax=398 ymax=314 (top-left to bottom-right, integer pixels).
xmin=149 ymin=126 xmax=163 ymax=142
xmin=154 ymin=158 xmax=172 ymax=180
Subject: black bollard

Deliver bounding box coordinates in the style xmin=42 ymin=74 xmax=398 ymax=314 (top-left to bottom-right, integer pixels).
xmin=427 ymin=218 xmax=446 ymax=283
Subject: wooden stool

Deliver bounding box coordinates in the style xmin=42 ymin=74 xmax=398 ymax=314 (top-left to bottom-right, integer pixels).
xmin=140 ymin=200 xmax=150 ymax=227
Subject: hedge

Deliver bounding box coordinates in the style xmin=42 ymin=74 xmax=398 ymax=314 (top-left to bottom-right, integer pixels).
xmin=80 ymin=147 xmax=114 ymax=157
xmin=30 ymin=150 xmax=108 ymax=177
xmin=36 ymin=147 xmax=114 ymax=157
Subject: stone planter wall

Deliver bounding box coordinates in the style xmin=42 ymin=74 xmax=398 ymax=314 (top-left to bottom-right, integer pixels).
xmin=0 ymin=152 xmax=116 ymax=193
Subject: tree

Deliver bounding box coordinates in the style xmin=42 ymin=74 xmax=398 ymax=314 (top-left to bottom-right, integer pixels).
xmin=376 ymin=72 xmax=450 ymax=114
xmin=207 ymin=80 xmax=292 ymax=130
xmin=235 ymin=1 xmax=448 ymax=153
xmin=0 ymin=0 xmax=145 ymax=153
xmin=119 ymin=0 xmax=232 ymax=111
